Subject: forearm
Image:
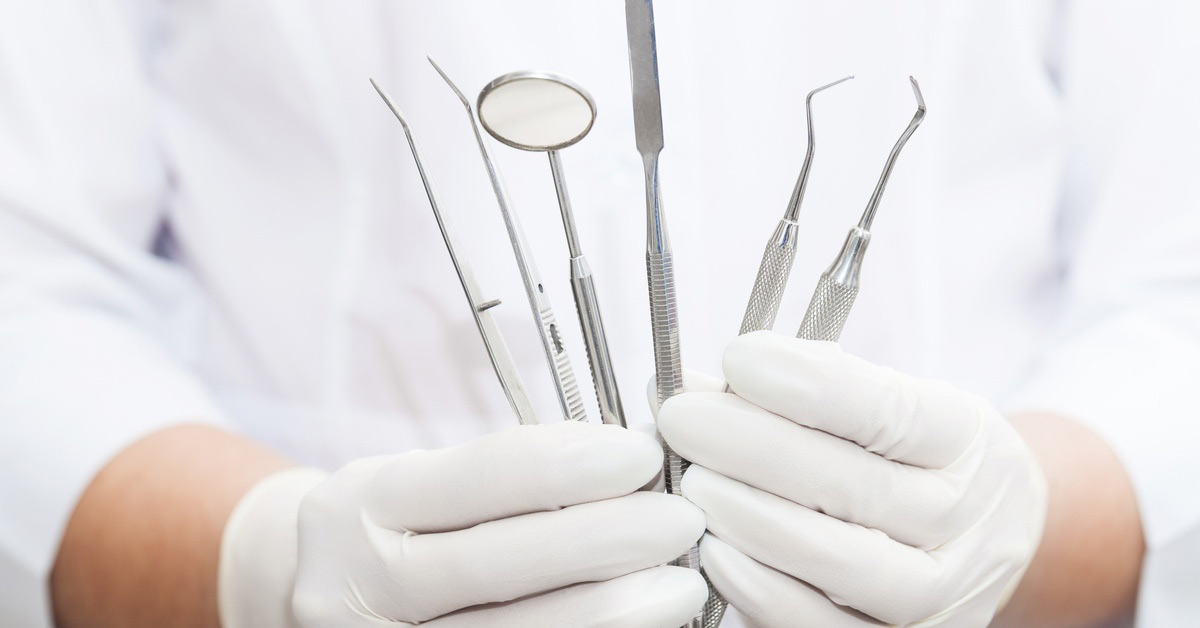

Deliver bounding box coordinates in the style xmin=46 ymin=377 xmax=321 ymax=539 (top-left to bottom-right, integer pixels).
xmin=51 ymin=425 xmax=292 ymax=628
xmin=994 ymin=413 xmax=1145 ymax=627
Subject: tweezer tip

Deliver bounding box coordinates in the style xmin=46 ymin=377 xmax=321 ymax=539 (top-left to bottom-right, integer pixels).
xmin=370 ymin=78 xmax=408 ymax=125
xmin=427 ymin=56 xmax=471 ymax=108
xmin=369 ymin=77 xmax=386 ymax=98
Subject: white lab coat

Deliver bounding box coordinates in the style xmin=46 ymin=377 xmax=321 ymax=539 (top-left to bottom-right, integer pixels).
xmin=1 ymin=2 xmax=1198 ymax=626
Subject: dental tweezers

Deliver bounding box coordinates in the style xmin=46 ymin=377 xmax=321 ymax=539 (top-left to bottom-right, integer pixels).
xmin=371 ymin=79 xmax=538 ymax=426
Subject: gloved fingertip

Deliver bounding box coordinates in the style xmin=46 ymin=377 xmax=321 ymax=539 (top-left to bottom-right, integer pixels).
xmin=679 ymin=465 xmax=739 ymax=517
xmin=633 ymin=492 xmax=707 ymax=552
xmin=723 ymin=330 xmax=784 ymax=376
xmin=722 ymin=331 xmax=840 ymax=395
xmin=675 ymin=496 xmax=707 ymax=544
xmin=678 ymin=463 xmax=710 ymax=502
xmin=604 ymin=567 xmax=710 ymax=628
xmin=682 ymin=369 xmax=727 ymax=393
xmin=654 ymin=399 xmax=684 ymax=444
xmin=571 ymin=423 xmax=665 ymax=491
xmin=655 ymin=393 xmax=713 ymax=444
xmin=645 ymin=375 xmax=661 ymax=415
xmin=646 ymin=369 xmax=729 ymax=417
xmin=668 ymin=566 xmax=712 ymax=619
xmin=625 ymin=420 xmax=659 ymax=440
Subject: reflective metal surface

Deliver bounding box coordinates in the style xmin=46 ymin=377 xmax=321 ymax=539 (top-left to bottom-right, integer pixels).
xmin=478 ymin=72 xmax=626 ymax=427
xmin=429 ymin=58 xmax=588 ymax=423
xmin=370 ymin=79 xmax=538 ymax=426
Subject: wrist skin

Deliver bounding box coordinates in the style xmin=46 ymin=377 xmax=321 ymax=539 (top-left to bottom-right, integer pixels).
xmin=51 ymin=425 xmax=291 ymax=628
xmin=993 ymin=413 xmax=1144 ymax=626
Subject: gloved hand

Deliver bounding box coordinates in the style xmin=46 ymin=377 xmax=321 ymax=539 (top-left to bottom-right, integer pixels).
xmin=656 ymin=331 xmax=1047 ymax=627
xmin=219 ymin=421 xmax=708 ymax=628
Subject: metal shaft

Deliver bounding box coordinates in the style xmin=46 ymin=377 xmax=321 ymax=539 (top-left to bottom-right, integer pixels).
xmin=735 ymin=76 xmax=852 ymax=339
xmin=641 ymin=153 xmax=687 ymax=517
xmin=796 ymin=77 xmax=926 ymax=342
xmin=371 ymin=79 xmax=538 ymax=426
xmin=429 ymin=58 xmax=587 ymax=423
xmin=859 ymin=76 xmax=926 ymax=231
xmin=549 ymin=151 xmax=626 ymax=427
xmin=642 ymin=153 xmax=683 ymax=410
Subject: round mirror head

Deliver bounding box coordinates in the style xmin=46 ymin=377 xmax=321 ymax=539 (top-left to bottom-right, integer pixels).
xmin=477 ymin=71 xmax=597 ymax=152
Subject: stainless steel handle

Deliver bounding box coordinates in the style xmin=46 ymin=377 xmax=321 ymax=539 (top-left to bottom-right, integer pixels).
xmin=647 ymin=247 xmax=699 ymax=576
xmin=797 ymin=273 xmax=859 ymax=341
xmin=738 ymin=220 xmax=800 ymax=335
xmin=538 ymin=304 xmax=587 ymax=422
xmin=571 ymin=257 xmax=626 ymax=427
xmin=711 ymin=226 xmax=803 ymax=626
xmin=647 ymin=248 xmax=683 ymax=406
xmin=722 ymin=220 xmax=801 ymax=402
xmin=797 ymin=227 xmax=868 ymax=342
xmin=646 ymin=248 xmax=687 ymax=501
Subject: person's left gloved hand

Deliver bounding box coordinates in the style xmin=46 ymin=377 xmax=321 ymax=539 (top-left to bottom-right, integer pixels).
xmin=657 ymin=331 xmax=1048 ymax=627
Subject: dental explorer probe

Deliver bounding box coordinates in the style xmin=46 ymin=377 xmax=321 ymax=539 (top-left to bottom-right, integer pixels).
xmin=736 ymin=76 xmax=853 ymax=336
xmin=370 ymin=79 xmax=538 ymax=426
xmin=796 ymin=76 xmax=926 ymax=342
xmin=428 ymin=57 xmax=588 ymax=423
xmin=625 ymin=2 xmax=708 ymax=628
xmin=476 ymin=72 xmax=627 ymax=428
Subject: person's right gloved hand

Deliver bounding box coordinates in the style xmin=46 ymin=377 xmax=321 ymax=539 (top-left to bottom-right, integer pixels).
xmin=218 ymin=421 xmax=708 ymax=628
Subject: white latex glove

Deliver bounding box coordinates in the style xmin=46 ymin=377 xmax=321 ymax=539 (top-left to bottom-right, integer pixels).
xmin=219 ymin=422 xmax=708 ymax=628
xmin=656 ymin=331 xmax=1047 ymax=627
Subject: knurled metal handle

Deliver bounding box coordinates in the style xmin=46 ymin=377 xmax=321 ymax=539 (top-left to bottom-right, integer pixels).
xmin=646 ymin=247 xmax=701 ymax=552
xmin=705 ymin=235 xmax=802 ymax=625
xmin=648 ymin=248 xmax=711 ymax=628
xmin=539 ymin=306 xmax=587 ymax=422
xmin=701 ymin=571 xmax=727 ymax=628
xmin=647 ymin=247 xmax=687 ymax=496
xmin=647 ymin=249 xmax=683 ymax=405
xmin=738 ymin=226 xmax=799 ymax=336
xmin=797 ymin=273 xmax=859 ymax=342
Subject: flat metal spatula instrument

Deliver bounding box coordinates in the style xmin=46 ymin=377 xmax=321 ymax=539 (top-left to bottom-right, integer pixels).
xmin=624 ymin=2 xmax=713 ymax=627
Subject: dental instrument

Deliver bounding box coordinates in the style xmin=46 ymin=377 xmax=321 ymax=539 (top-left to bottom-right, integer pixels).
xmin=625 ymin=1 xmax=712 ymax=627
xmin=428 ymin=57 xmax=588 ymax=423
xmin=796 ymin=76 xmax=926 ymax=342
xmin=370 ymin=79 xmax=538 ymax=426
xmin=476 ymin=71 xmax=627 ymax=428
xmin=736 ymin=76 xmax=853 ymax=336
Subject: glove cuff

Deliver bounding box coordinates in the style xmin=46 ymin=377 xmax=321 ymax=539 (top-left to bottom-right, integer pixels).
xmin=218 ymin=467 xmax=328 ymax=628
xmin=996 ymin=454 xmax=1051 ymax=612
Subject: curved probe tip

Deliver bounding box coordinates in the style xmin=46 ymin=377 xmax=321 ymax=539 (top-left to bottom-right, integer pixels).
xmin=806 ymin=74 xmax=855 ymax=103
xmin=784 ymin=74 xmax=855 ymax=220
xmin=909 ymin=76 xmax=926 ymax=115
xmin=855 ymin=76 xmax=928 ymax=230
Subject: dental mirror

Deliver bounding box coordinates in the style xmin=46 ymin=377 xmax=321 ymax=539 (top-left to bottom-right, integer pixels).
xmin=477 ymin=72 xmax=626 ymax=428
xmin=477 ymin=71 xmax=596 ymax=152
